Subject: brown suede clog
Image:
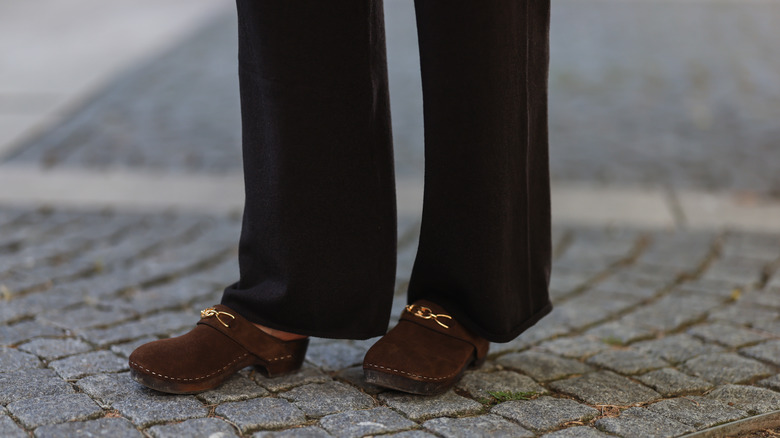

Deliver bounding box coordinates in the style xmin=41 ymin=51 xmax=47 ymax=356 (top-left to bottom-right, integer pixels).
xmin=363 ymin=300 xmax=489 ymax=395
xmin=129 ymin=304 xmax=308 ymax=394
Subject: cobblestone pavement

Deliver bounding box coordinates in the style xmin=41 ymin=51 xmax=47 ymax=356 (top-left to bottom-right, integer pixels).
xmin=1 ymin=207 xmax=778 ymax=437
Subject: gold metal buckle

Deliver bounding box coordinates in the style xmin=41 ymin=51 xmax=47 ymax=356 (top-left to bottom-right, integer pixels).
xmin=201 ymin=307 xmax=236 ymax=328
xmin=405 ymin=304 xmax=453 ymax=329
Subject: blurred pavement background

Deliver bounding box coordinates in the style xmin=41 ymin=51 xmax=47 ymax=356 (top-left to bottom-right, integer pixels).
xmin=2 ymin=0 xmax=780 ymax=230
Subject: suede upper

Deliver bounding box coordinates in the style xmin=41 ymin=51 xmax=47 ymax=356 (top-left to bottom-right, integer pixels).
xmin=363 ymin=300 xmax=489 ymax=392
xmin=128 ymin=304 xmax=308 ymax=393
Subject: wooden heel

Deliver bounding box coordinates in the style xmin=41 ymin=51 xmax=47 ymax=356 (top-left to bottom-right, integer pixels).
xmin=262 ymin=338 xmax=309 ymax=377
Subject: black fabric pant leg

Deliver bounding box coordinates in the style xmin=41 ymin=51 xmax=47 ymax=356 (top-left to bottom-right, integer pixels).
xmin=407 ymin=0 xmax=553 ymax=343
xmin=221 ymin=0 xmax=397 ymax=339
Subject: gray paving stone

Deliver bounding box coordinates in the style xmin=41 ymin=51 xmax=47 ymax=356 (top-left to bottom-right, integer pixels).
xmin=215 ymin=397 xmax=306 ymax=433
xmin=739 ymin=339 xmax=780 ymax=366
xmin=114 ymin=282 xmax=215 ymax=314
xmin=0 ymin=368 xmax=74 ymax=404
xmin=0 ymin=367 xmax=56 ymax=379
xmin=584 ymin=322 xmax=655 ymax=346
xmin=646 ymin=396 xmax=747 ymax=430
xmin=147 ymin=417 xmax=238 ymax=438
xmin=304 ymin=340 xmax=366 ymax=372
xmin=49 ymin=350 xmax=127 ymax=379
xmin=635 ymin=238 xmax=705 ymax=265
xmin=34 ymin=417 xmax=143 ymax=438
xmin=595 ymin=407 xmax=694 ymax=438
xmin=379 ymin=389 xmax=483 ymax=421
xmin=681 ymin=353 xmax=773 ymax=385
xmin=6 ymin=393 xmax=102 ymax=429
xmin=381 ymin=432 xmax=437 ymax=438
xmin=687 ymin=323 xmax=770 ymax=348
xmin=585 ymin=349 xmax=669 ymax=375
xmin=36 ymin=306 xmax=136 ymax=330
xmin=740 ymin=290 xmax=780 ymax=311
xmin=636 ymin=368 xmax=712 ymax=397
xmin=456 ymin=370 xmax=547 ymax=400
xmin=769 ymin=273 xmax=780 ymax=289
xmin=197 ymin=373 xmax=269 ymax=404
xmin=556 ymin=250 xmax=616 ymax=272
xmin=720 ymin=234 xmax=780 ymax=261
xmin=754 ymin=319 xmax=780 ymax=337
xmin=496 ymin=350 xmax=593 ymax=382
xmin=62 ymin=276 xmax=134 ymax=302
xmin=113 ymin=393 xmax=208 ymax=427
xmin=633 ymin=334 xmax=724 ymax=364
xmin=80 ymin=311 xmax=196 ymax=346
xmin=17 ymin=337 xmax=93 ymax=360
xmin=620 ymin=295 xmax=722 ymax=332
xmin=0 ymin=411 xmax=28 ymax=438
xmin=491 ymin=396 xmax=599 ymax=432
xmin=552 ymin=296 xmax=634 ymax=329
xmin=253 ymin=426 xmax=332 ymax=438
xmin=549 ymin=371 xmax=661 ymax=405
xmin=280 ymin=381 xmax=375 ymax=418
xmin=0 ymin=347 xmax=41 ymax=372
xmin=548 ymin=271 xmax=590 ymax=299
xmin=319 ymin=407 xmax=416 ymax=438
xmin=585 ymin=282 xmax=657 ymax=302
xmin=708 ymin=303 xmax=780 ymax=326
xmin=76 ymin=372 xmax=148 ymax=408
xmin=253 ymin=364 xmax=331 ymax=393
xmin=490 ymin=315 xmax=572 ymax=355
xmin=676 ymin=281 xmax=743 ymax=301
xmin=334 ymin=365 xmax=384 ymax=395
xmin=706 ymin=384 xmax=780 ymax=415
xmin=109 ymin=336 xmax=157 ymax=358
xmin=560 ymin=233 xmax=636 ymax=263
xmin=0 ymin=269 xmax=53 ymax=297
xmin=537 ymin=336 xmax=612 ymax=359
xmin=700 ymin=259 xmax=763 ymax=286
xmin=0 ymin=288 xmax=84 ymax=325
xmin=541 ymin=426 xmax=613 ymax=438
xmin=758 ymin=374 xmax=780 ymax=392
xmin=124 ymin=245 xmax=234 ymax=285
xmin=422 ymin=414 xmax=534 ymax=438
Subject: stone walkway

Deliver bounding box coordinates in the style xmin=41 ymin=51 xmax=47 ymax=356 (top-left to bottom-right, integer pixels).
xmin=1 ymin=0 xmax=780 ymax=437
xmin=1 ymin=209 xmax=779 ymax=437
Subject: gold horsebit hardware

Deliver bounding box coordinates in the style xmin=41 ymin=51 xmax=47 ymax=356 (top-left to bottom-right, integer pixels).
xmin=405 ymin=304 xmax=453 ymax=329
xmin=201 ymin=307 xmax=236 ymax=328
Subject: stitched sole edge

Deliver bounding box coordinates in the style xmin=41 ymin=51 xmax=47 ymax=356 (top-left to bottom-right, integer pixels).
xmin=363 ymin=355 xmax=484 ymax=396
xmin=129 ymin=367 xmax=223 ymax=394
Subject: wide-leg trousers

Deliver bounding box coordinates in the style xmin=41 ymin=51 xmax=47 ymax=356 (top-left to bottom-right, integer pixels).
xmin=221 ymin=0 xmax=553 ymax=343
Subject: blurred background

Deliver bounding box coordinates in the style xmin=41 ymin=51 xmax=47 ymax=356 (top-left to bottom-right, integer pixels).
xmin=1 ymin=0 xmax=779 ymax=229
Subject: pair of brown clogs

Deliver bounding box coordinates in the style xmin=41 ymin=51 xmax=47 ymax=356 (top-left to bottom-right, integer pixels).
xmin=129 ymin=300 xmax=488 ymax=395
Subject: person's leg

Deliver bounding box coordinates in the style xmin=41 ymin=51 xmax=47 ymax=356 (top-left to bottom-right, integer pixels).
xmin=221 ymin=0 xmax=397 ymax=340
xmin=130 ymin=0 xmax=397 ymax=394
xmin=407 ymin=0 xmax=553 ymax=343
xmin=364 ymin=0 xmax=552 ymax=394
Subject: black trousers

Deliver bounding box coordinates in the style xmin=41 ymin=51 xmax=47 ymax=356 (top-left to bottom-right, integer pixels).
xmin=221 ymin=0 xmax=552 ymax=343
